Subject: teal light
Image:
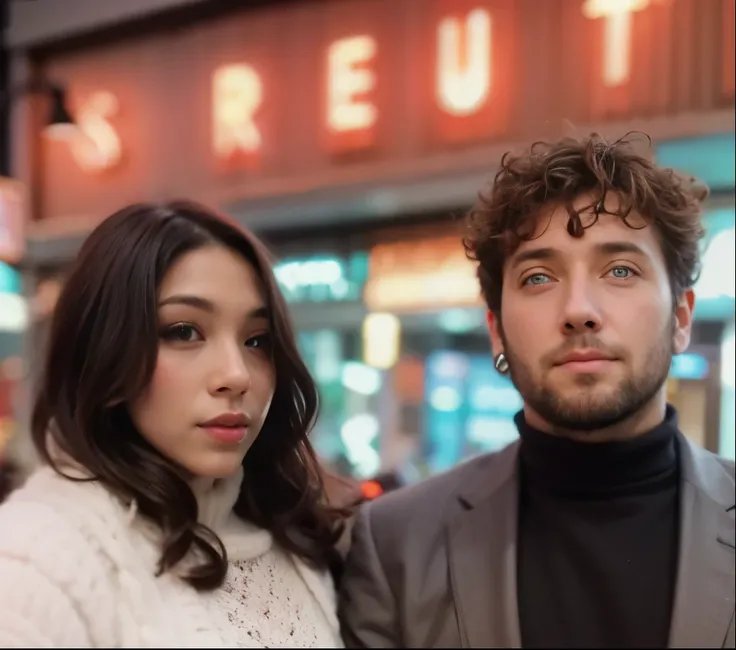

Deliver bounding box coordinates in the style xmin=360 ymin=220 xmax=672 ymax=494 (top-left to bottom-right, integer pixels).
xmin=655 ymin=134 xmax=735 ymax=191
xmin=670 ymin=353 xmax=709 ymax=380
xmin=274 ymin=252 xmax=368 ymax=303
xmin=0 ymin=262 xmax=21 ymax=295
xmin=693 ymin=209 xmax=735 ymax=321
xmin=437 ymin=308 xmax=485 ymax=334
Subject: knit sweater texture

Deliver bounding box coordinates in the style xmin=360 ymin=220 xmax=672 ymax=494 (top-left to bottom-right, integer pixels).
xmin=0 ymin=464 xmax=342 ymax=647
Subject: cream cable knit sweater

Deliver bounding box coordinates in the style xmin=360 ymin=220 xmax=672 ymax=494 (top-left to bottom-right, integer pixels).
xmin=0 ymin=464 xmax=343 ymax=647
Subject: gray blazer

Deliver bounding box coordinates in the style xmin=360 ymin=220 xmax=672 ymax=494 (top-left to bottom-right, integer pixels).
xmin=339 ymin=435 xmax=735 ymax=648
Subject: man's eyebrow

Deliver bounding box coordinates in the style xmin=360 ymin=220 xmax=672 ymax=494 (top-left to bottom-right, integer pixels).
xmin=509 ymin=241 xmax=649 ymax=270
xmin=594 ymin=241 xmax=649 ymax=258
xmin=509 ymin=247 xmax=559 ymax=270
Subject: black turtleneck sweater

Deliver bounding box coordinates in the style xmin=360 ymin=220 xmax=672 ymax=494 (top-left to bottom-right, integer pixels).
xmin=516 ymin=406 xmax=681 ymax=649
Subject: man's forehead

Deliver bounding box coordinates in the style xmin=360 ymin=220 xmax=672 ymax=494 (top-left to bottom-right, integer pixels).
xmin=510 ymin=200 xmax=659 ymax=264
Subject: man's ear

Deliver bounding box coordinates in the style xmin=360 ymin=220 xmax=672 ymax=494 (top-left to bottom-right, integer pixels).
xmin=486 ymin=310 xmax=504 ymax=358
xmin=673 ymin=289 xmax=695 ymax=355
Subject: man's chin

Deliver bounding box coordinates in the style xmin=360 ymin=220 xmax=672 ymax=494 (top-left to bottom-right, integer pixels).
xmin=546 ymin=371 xmax=622 ymax=397
xmin=551 ymin=365 xmax=622 ymax=386
xmin=553 ymin=388 xmax=624 ymax=410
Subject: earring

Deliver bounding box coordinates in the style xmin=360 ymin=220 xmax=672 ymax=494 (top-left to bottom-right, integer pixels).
xmin=494 ymin=353 xmax=509 ymax=375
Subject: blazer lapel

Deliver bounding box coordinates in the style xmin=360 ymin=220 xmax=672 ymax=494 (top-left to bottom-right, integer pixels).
xmin=447 ymin=443 xmax=523 ymax=649
xmin=668 ymin=436 xmax=735 ymax=648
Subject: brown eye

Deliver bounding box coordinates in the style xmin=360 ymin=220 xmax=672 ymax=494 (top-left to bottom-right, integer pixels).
xmin=161 ymin=324 xmax=201 ymax=342
xmin=246 ymin=334 xmax=272 ymax=351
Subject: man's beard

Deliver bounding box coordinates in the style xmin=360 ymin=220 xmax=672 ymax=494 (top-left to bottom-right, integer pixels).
xmin=501 ymin=322 xmax=673 ymax=433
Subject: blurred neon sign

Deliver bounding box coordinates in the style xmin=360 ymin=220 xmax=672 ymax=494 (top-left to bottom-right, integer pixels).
xmin=326 ymin=35 xmax=378 ymax=147
xmin=212 ymin=7 xmax=501 ymax=161
xmin=274 ymin=253 xmax=368 ymax=303
xmin=582 ymin=0 xmax=661 ymax=87
xmin=208 ymin=0 xmax=683 ymax=164
xmin=201 ymin=1 xmax=677 ymax=162
xmin=436 ymin=9 xmax=492 ymax=117
xmin=212 ymin=64 xmax=263 ymax=165
xmin=364 ymin=237 xmax=480 ymax=311
xmin=54 ymin=0 xmax=704 ymax=181
xmin=69 ymin=91 xmax=123 ymax=173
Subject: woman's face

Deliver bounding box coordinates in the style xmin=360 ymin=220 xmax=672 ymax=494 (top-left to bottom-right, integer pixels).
xmin=129 ymin=244 xmax=276 ymax=479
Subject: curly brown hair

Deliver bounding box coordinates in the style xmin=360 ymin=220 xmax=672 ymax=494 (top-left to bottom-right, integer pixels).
xmin=463 ymin=132 xmax=708 ymax=314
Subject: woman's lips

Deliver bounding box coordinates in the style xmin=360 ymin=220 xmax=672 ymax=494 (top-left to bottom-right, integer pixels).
xmin=199 ymin=424 xmax=247 ymax=443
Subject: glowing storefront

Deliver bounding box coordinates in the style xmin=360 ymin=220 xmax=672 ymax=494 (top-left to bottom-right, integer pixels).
xmin=0 ymin=261 xmax=27 ymax=456
xmin=273 ymin=196 xmax=735 ymax=480
xmin=655 ymin=134 xmax=736 ymax=462
xmin=9 ymin=0 xmax=735 ymax=477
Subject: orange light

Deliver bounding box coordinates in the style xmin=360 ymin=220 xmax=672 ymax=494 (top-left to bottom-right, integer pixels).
xmin=361 ymin=480 xmax=384 ymax=500
xmin=364 ymin=238 xmax=480 ymax=311
xmin=212 ymin=64 xmax=263 ymax=159
xmin=67 ymin=91 xmax=123 ymax=174
xmin=326 ymin=35 xmax=378 ymax=134
xmin=582 ymin=0 xmax=653 ymax=87
xmin=436 ymin=9 xmax=492 ymax=117
xmin=0 ymin=177 xmax=26 ymax=265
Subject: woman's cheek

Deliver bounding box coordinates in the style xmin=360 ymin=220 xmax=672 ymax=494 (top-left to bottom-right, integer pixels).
xmin=148 ymin=350 xmax=182 ymax=399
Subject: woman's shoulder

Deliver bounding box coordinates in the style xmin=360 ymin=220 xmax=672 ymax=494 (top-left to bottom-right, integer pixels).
xmin=0 ymin=465 xmax=131 ymax=564
xmin=0 ymin=467 xmax=125 ymax=645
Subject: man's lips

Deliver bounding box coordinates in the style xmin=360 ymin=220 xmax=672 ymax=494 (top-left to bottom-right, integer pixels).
xmin=551 ymin=349 xmax=619 ymax=374
xmin=555 ymin=349 xmax=618 ymax=366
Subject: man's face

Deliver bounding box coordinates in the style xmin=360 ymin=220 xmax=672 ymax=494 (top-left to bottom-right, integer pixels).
xmin=487 ymin=193 xmax=695 ymax=436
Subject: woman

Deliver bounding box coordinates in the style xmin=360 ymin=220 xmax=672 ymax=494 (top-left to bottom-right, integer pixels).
xmin=0 ymin=201 xmax=350 ymax=647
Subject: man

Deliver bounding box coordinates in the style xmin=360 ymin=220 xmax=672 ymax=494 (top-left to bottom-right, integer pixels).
xmin=339 ymin=133 xmax=735 ymax=649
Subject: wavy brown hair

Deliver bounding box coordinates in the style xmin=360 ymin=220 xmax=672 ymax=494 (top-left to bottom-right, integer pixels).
xmin=31 ymin=201 xmax=349 ymax=591
xmin=463 ymin=132 xmax=708 ymax=313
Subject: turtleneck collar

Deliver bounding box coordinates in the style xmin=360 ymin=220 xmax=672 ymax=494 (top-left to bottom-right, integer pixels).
xmin=46 ymin=433 xmax=273 ymax=560
xmin=188 ymin=466 xmax=274 ymax=561
xmin=189 ymin=467 xmax=244 ymax=531
xmin=516 ymin=404 xmax=680 ymax=499
xmin=49 ymin=431 xmax=246 ymax=533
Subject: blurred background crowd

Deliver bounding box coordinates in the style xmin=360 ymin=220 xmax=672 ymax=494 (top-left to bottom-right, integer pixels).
xmin=0 ymin=0 xmax=734 ymax=493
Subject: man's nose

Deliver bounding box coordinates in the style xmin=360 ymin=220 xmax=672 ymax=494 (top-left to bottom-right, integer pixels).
xmin=560 ymin=280 xmax=603 ymax=335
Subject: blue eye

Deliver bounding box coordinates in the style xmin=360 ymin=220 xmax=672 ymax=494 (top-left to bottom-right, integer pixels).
xmin=524 ymin=273 xmax=551 ymax=286
xmin=609 ymin=266 xmax=635 ymax=280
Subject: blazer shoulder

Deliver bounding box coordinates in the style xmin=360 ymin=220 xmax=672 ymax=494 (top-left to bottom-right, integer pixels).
xmin=364 ymin=444 xmax=518 ymax=531
xmin=679 ymin=435 xmax=735 ymax=509
xmin=715 ymin=455 xmax=735 ymax=478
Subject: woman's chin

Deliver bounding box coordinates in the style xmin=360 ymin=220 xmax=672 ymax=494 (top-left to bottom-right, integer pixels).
xmin=184 ymin=452 xmax=245 ymax=480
